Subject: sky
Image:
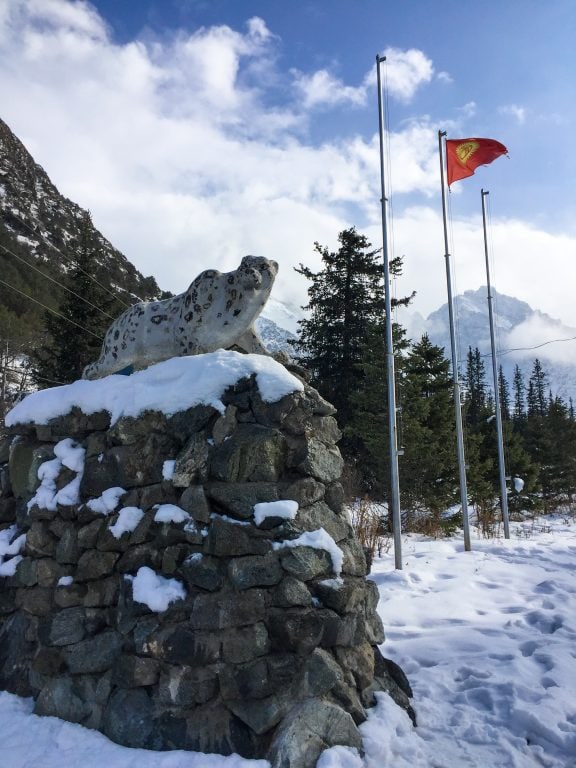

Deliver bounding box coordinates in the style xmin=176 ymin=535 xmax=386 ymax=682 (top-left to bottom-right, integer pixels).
xmin=1 ymin=0 xmax=576 ymax=337
xmin=2 ymin=513 xmax=576 ymax=767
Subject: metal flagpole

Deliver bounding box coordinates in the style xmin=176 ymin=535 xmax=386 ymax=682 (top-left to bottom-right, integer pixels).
xmin=481 ymin=189 xmax=511 ymax=538
xmin=438 ymin=131 xmax=472 ymax=551
xmin=376 ymin=55 xmax=402 ymax=569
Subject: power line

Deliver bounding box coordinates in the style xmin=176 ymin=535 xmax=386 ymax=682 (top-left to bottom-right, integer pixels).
xmin=0 ymin=363 xmax=65 ymax=387
xmin=1 ymin=208 xmax=133 ymax=308
xmin=0 ymin=242 xmax=118 ymax=321
xmin=464 ymin=334 xmax=576 ymax=365
xmin=0 ymin=277 xmax=104 ymax=340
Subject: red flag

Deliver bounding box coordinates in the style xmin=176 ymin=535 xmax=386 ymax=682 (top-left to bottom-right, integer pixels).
xmin=445 ymin=138 xmax=508 ymax=186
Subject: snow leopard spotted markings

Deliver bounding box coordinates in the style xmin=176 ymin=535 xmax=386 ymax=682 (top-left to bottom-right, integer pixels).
xmin=82 ymin=256 xmax=278 ymax=380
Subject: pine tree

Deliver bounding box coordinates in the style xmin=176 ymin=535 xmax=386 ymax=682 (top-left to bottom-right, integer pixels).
xmin=512 ymin=365 xmax=526 ymax=424
xmin=346 ymin=320 xmax=409 ymax=497
xmin=498 ymin=365 xmax=511 ymax=421
xmin=393 ymin=334 xmax=459 ymax=528
xmin=30 ymin=213 xmax=122 ymax=387
xmin=527 ymin=359 xmax=548 ymax=417
xmin=463 ymin=347 xmax=488 ymax=426
xmin=293 ymin=227 xmax=412 ymax=431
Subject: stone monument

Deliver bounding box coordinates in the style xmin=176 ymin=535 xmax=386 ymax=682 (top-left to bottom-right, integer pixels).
xmin=0 ymin=259 xmax=413 ymax=767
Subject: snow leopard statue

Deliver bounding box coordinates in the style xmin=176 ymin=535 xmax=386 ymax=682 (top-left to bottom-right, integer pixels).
xmin=82 ymin=255 xmax=279 ymax=380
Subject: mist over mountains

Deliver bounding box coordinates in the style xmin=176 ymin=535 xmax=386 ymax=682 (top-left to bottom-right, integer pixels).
xmin=419 ymin=288 xmax=576 ymax=404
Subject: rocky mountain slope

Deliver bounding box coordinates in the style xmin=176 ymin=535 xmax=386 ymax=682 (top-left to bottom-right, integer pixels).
xmin=426 ymin=287 xmax=576 ymax=403
xmin=0 ymin=117 xmax=164 ymax=326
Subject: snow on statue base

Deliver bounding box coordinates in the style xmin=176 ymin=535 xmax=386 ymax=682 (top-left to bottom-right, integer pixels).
xmin=0 ymin=353 xmax=414 ymax=767
xmin=83 ymin=255 xmax=278 ymax=380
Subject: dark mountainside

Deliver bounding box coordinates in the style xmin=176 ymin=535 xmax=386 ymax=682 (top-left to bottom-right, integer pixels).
xmin=0 ymin=117 xmax=164 ymax=330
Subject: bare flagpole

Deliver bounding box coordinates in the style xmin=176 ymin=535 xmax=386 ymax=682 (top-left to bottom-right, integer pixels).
xmin=377 ymin=55 xmax=402 ymax=569
xmin=481 ymin=189 xmax=511 ymax=538
xmin=438 ymin=131 xmax=472 ymax=551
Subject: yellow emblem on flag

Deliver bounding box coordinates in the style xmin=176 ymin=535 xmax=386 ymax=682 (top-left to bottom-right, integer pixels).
xmin=455 ymin=141 xmax=479 ymax=165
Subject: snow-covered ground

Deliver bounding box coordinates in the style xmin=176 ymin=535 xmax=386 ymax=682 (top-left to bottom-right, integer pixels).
xmin=1 ymin=516 xmax=575 ymax=768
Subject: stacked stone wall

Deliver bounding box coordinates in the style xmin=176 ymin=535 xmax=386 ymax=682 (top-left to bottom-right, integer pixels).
xmin=0 ymin=375 xmax=413 ymax=767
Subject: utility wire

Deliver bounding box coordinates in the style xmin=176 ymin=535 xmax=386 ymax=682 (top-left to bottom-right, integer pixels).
xmin=1 ymin=208 xmax=133 ymax=308
xmin=0 ymin=277 xmax=104 ymax=340
xmin=0 ymin=364 xmax=65 ymax=387
xmin=461 ymin=334 xmax=576 ymax=366
xmin=0 ymin=242 xmax=118 ymax=321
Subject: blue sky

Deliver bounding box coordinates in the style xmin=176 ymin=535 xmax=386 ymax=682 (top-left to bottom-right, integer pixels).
xmin=1 ymin=0 xmax=575 ymax=345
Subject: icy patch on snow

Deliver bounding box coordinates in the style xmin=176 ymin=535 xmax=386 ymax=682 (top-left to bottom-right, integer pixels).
xmin=53 ymin=438 xmax=85 ymax=473
xmin=6 ymin=351 xmax=304 ymax=427
xmin=127 ymin=566 xmax=186 ymax=612
xmin=108 ymin=507 xmax=144 ymax=539
xmin=0 ymin=555 xmax=22 ymax=577
xmin=162 ymin=459 xmax=176 ymax=481
xmin=253 ymin=499 xmax=298 ymax=526
xmin=272 ymin=528 xmax=344 ymax=576
xmin=86 ymin=487 xmax=126 ymax=516
xmin=210 ymin=513 xmax=251 ymax=527
xmin=154 ymin=504 xmax=190 ymax=524
xmin=318 ymin=577 xmax=344 ymax=589
xmin=26 ymin=439 xmax=85 ymax=512
xmin=0 ymin=527 xmax=25 ymax=576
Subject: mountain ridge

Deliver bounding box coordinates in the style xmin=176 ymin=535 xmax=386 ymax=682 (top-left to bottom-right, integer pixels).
xmin=425 ymin=286 xmax=576 ymax=403
xmin=0 ymin=116 xmax=164 ymax=326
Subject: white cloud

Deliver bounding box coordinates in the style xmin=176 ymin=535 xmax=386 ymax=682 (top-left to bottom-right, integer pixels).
xmin=498 ymin=104 xmax=527 ymax=124
xmin=503 ymin=314 xmax=576 ymax=365
xmin=293 ymin=46 xmax=434 ymax=110
xmin=382 ymin=47 xmax=434 ymax=101
xmin=457 ymin=101 xmax=477 ymax=119
xmin=437 ymin=70 xmax=453 ymax=84
xmin=1 ymin=1 xmax=575 ymax=333
xmin=292 ymin=68 xmax=367 ymax=109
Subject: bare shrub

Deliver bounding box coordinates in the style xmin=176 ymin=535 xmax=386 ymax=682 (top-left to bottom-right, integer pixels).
xmin=348 ymin=497 xmax=391 ymax=567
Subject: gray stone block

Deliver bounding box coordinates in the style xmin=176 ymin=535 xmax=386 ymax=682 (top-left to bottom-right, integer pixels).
xmin=190 ymin=589 xmax=267 ymax=630
xmin=143 ymin=625 xmax=221 ymax=666
xmin=221 ymin=622 xmax=270 ymax=664
xmin=172 ymin=434 xmax=209 ymax=487
xmin=158 ymin=664 xmax=218 ymax=706
xmin=102 ymin=688 xmax=157 ymax=749
xmin=295 ymin=438 xmax=344 ymax=483
xmin=205 ymin=481 xmax=279 ymax=519
xmin=112 ymin=654 xmax=160 ymax=687
xmin=35 ymin=677 xmax=91 ymax=723
xmin=38 ymin=607 xmax=86 ymax=647
xmin=181 ymin=554 xmax=224 ymax=592
xmin=278 ymin=546 xmax=332 ymax=581
xmin=272 ymin=576 xmax=312 ymax=608
xmin=178 ymin=485 xmax=211 ymax=523
xmin=64 ymin=630 xmax=124 ymax=674
xmin=206 ymin=517 xmax=271 ymax=558
xmin=267 ymin=699 xmax=362 ymax=768
xmin=209 ymin=424 xmax=286 ymax=483
xmin=228 ymin=553 xmax=283 ymax=590
xmin=76 ymin=550 xmax=119 ymax=581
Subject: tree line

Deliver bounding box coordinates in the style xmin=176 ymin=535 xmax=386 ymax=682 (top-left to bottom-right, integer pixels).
xmin=292 ymin=227 xmax=576 ymax=533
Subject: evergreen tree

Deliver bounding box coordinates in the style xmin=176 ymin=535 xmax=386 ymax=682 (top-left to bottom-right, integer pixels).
xmin=30 ymin=213 xmax=122 ymax=387
xmin=527 ymin=359 xmax=548 ymax=417
xmin=498 ymin=365 xmax=511 ymax=421
xmin=512 ymin=365 xmax=526 ymax=424
xmin=293 ymin=227 xmax=412 ymax=431
xmin=346 ymin=321 xmax=409 ymax=497
xmin=463 ymin=347 xmax=488 ymax=426
xmin=393 ymin=334 xmax=459 ymax=528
